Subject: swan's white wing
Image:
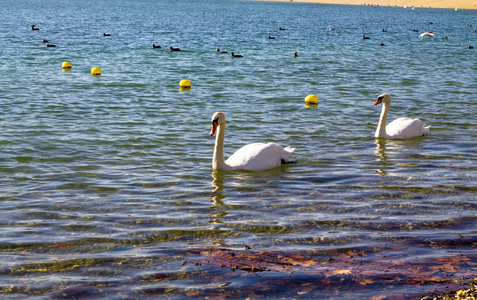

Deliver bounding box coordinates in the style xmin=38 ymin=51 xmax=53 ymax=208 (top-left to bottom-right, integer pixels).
xmin=419 ymin=32 xmax=435 ymax=38
xmin=386 ymin=117 xmax=430 ymax=139
xmin=226 ymin=142 xmax=294 ymax=171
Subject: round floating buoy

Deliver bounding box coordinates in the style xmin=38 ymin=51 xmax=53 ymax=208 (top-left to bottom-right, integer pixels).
xmin=179 ymin=79 xmax=191 ymax=88
xmin=91 ymin=67 xmax=101 ymax=76
xmin=304 ymin=94 xmax=318 ymax=105
xmin=62 ymin=61 xmax=72 ymax=69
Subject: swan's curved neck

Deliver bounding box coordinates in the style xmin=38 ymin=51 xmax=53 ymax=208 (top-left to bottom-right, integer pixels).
xmin=213 ymin=122 xmax=229 ymax=170
xmin=376 ymin=102 xmax=390 ymax=138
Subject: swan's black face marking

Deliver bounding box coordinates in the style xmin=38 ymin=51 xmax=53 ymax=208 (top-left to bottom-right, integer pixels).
xmin=210 ymin=116 xmax=220 ymax=136
xmin=373 ymin=96 xmax=384 ymax=106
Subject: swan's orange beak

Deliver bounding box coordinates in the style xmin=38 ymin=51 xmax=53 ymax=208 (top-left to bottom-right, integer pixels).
xmin=372 ymin=99 xmax=382 ymax=106
xmin=210 ymin=122 xmax=218 ymax=136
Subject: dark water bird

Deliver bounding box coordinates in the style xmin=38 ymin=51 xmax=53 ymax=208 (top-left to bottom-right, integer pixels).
xmin=31 ymin=26 xmax=39 ymax=30
xmin=279 ymin=27 xmax=286 ymax=30
xmin=442 ymin=36 xmax=449 ymax=40
xmin=152 ymin=44 xmax=161 ymax=48
xmin=469 ymin=45 xmax=474 ymax=49
xmin=412 ymin=29 xmax=419 ymax=32
xmin=382 ymin=28 xmax=387 ymax=32
xmin=46 ymin=44 xmax=56 ymax=47
xmin=329 ymin=26 xmax=336 ymax=31
xmin=230 ymin=52 xmax=242 ymax=58
xmin=362 ymin=35 xmax=371 ymax=39
xmin=292 ymin=51 xmax=298 ymax=57
xmin=42 ymin=38 xmax=48 ymax=43
xmin=103 ymin=33 xmax=111 ymax=36
xmin=380 ymin=41 xmax=385 ymax=46
xmin=268 ymin=35 xmax=275 ymax=39
xmin=169 ymin=46 xmax=180 ymax=51
xmin=216 ymin=49 xmax=228 ymax=53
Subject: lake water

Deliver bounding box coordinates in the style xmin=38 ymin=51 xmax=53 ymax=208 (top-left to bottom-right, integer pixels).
xmin=1 ymin=0 xmax=476 ymax=298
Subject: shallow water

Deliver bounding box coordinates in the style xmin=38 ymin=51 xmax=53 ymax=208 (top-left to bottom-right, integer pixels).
xmin=0 ymin=0 xmax=476 ymax=298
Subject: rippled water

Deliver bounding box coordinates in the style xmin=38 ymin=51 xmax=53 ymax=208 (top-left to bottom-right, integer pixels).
xmin=1 ymin=0 xmax=476 ymax=298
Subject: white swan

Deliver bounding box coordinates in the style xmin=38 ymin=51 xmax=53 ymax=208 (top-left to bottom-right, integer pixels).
xmin=373 ymin=94 xmax=430 ymax=139
xmin=209 ymin=112 xmax=295 ymax=171
xmin=419 ymin=31 xmax=435 ymax=38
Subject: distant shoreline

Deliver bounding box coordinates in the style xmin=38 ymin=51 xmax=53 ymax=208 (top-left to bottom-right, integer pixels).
xmin=257 ymin=0 xmax=477 ymax=10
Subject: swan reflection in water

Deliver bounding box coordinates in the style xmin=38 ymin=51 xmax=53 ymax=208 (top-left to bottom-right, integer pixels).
xmin=209 ymin=171 xmax=228 ymax=233
xmin=375 ymin=139 xmax=388 ymax=161
xmin=374 ymin=138 xmax=427 ymax=177
xmin=375 ymin=139 xmax=389 ymax=175
xmin=211 ymin=170 xmax=225 ymax=193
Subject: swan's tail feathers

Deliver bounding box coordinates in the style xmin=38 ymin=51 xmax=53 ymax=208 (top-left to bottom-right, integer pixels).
xmin=281 ymin=147 xmax=295 ymax=163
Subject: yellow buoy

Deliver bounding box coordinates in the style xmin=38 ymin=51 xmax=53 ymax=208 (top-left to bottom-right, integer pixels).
xmin=91 ymin=67 xmax=102 ymax=76
xmin=179 ymin=79 xmax=191 ymax=88
xmin=304 ymin=94 xmax=318 ymax=105
xmin=62 ymin=61 xmax=72 ymax=69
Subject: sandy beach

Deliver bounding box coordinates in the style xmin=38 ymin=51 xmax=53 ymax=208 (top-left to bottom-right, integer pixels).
xmin=260 ymin=0 xmax=476 ymax=10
